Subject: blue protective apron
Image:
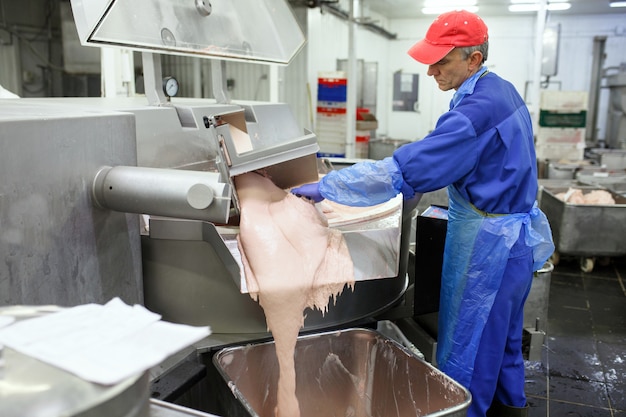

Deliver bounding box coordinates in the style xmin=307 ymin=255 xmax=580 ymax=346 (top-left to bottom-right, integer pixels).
xmin=436 ymin=185 xmax=554 ymax=388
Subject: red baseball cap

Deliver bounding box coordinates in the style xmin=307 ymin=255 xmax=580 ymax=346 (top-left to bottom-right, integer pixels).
xmin=408 ymin=10 xmax=488 ymax=65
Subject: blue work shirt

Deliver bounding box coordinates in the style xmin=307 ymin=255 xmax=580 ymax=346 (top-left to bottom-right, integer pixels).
xmin=393 ymin=69 xmax=537 ymax=214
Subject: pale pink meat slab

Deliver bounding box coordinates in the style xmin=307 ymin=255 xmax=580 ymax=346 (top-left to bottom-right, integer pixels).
xmin=234 ymin=172 xmax=354 ymax=417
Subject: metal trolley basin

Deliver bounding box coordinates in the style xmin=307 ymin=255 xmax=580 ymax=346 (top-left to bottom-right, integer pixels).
xmin=212 ymin=328 xmax=470 ymax=417
xmin=539 ymin=186 xmax=626 ymax=272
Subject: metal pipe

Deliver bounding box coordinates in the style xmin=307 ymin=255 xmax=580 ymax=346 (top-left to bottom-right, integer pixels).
xmin=530 ymin=0 xmax=548 ymax=129
xmin=92 ymin=166 xmax=232 ymax=223
xmin=345 ymin=0 xmax=357 ymax=159
xmin=587 ymin=36 xmax=607 ymax=146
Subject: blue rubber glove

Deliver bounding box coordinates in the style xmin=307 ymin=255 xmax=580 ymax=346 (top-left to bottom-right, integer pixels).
xmin=291 ymin=182 xmax=324 ymax=203
xmin=291 ymin=157 xmax=415 ymax=207
xmin=318 ymin=157 xmax=413 ymax=207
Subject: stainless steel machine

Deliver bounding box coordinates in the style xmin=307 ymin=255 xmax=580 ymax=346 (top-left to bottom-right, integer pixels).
xmin=0 ymin=1 xmax=447 ymax=416
xmin=606 ymin=65 xmax=626 ymax=149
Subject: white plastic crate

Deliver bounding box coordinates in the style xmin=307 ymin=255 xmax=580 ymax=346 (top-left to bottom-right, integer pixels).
xmin=540 ymin=90 xmax=588 ymax=112
xmin=535 ymin=142 xmax=585 ymax=160
xmin=535 ymin=127 xmax=586 ymax=145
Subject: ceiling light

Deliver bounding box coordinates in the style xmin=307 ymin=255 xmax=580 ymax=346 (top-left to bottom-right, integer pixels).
xmin=610 ymin=1 xmax=626 ymax=7
xmin=422 ymin=6 xmax=479 ymax=15
xmin=424 ymin=0 xmax=477 ymax=6
xmin=508 ymin=3 xmax=571 ymax=12
xmin=510 ymin=0 xmax=568 ymax=3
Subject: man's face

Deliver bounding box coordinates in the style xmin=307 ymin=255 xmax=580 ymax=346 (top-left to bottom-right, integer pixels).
xmin=427 ymin=48 xmax=476 ymax=91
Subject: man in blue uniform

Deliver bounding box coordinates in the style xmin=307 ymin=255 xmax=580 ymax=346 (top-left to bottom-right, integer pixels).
xmin=292 ymin=9 xmax=554 ymax=417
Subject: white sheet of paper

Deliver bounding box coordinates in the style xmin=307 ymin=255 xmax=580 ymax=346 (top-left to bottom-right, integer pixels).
xmin=0 ymin=316 xmax=15 ymax=330
xmin=0 ymin=298 xmax=211 ymax=385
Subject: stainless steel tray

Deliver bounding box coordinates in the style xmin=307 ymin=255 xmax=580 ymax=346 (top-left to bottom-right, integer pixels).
xmin=213 ymin=328 xmax=470 ymax=417
xmin=540 ymin=186 xmax=626 ymax=257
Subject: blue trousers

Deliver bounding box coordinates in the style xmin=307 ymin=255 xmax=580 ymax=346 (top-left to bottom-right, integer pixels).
xmin=466 ymin=228 xmax=534 ymax=417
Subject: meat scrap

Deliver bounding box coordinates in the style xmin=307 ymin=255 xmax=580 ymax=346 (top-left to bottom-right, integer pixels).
xmin=555 ymin=188 xmax=616 ymax=205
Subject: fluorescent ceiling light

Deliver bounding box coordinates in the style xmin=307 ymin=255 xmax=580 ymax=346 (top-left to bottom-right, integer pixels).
xmin=422 ymin=6 xmax=479 ymax=14
xmin=424 ymin=0 xmax=477 ymax=6
xmin=610 ymin=1 xmax=626 ymax=7
xmin=508 ymin=3 xmax=571 ymax=12
xmin=510 ymin=0 xmax=568 ymax=3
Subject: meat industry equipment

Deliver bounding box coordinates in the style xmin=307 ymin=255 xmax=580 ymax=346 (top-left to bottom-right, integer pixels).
xmin=540 ymin=185 xmax=626 ymax=272
xmin=70 ymin=0 xmax=407 ymax=297
xmin=0 ymin=1 xmax=428 ymax=416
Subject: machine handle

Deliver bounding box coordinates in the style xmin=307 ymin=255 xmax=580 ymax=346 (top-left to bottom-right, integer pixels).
xmin=92 ymin=166 xmax=232 ymax=224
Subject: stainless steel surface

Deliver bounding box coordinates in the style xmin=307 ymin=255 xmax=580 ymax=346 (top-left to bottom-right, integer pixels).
xmin=87 ymin=99 xmax=320 ymax=221
xmin=18 ymin=95 xmax=320 ymax=228
xmin=133 ymin=99 xmax=237 ymax=169
xmin=150 ymin=399 xmax=221 ymax=417
xmin=586 ymin=36 xmax=606 ymax=144
xmin=210 ymin=105 xmax=319 ymax=190
xmin=0 ymin=306 xmax=150 ymax=417
xmin=606 ymin=69 xmax=626 ymax=149
xmin=146 ymin=219 xmax=241 ymax=292
xmin=213 ymin=196 xmax=404 ymax=293
xmin=524 ymin=262 xmax=553 ymax=333
xmin=576 ymin=168 xmax=626 ymax=187
xmin=0 ymin=100 xmax=143 ymax=306
xmin=334 ymin=199 xmax=403 ymax=280
xmin=70 ymin=0 xmax=305 ymax=65
xmin=1 ymin=95 xmax=412 ymax=331
xmin=537 ymin=179 xmax=581 ymax=206
xmin=144 ymin=196 xmax=402 ymax=293
xmin=142 ymin=193 xmax=419 ymax=333
xmin=588 ymin=148 xmax=626 ymax=170
xmin=0 ymin=90 xmax=420 ymax=413
xmin=539 ymin=186 xmax=626 ymax=256
xmin=546 ymin=160 xmax=581 ymax=179
xmin=93 ymin=166 xmax=232 ymax=224
xmin=212 ymin=328 xmax=470 ymax=417
xmin=368 ymin=138 xmax=412 ymax=160
xmin=142 ymin=52 xmax=172 ymax=107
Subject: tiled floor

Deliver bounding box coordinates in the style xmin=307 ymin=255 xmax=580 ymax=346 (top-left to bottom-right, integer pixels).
xmin=525 ymin=255 xmax=626 ymax=416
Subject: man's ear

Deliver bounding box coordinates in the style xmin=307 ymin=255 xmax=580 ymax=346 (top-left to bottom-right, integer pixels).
xmin=469 ymin=51 xmax=484 ymax=70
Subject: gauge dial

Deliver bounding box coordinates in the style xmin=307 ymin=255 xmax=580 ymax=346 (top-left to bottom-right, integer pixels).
xmin=162 ymin=76 xmax=179 ymax=97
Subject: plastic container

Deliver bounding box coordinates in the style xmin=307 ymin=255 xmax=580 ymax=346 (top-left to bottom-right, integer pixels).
xmin=213 ymin=328 xmax=470 ymax=417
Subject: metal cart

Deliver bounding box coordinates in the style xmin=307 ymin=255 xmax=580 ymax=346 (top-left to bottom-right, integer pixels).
xmin=539 ymin=185 xmax=626 ymax=272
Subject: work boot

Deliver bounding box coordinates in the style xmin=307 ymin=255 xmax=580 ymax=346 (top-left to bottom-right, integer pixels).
xmin=486 ymin=401 xmax=529 ymax=417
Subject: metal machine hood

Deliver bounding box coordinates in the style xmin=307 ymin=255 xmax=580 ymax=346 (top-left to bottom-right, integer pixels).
xmin=69 ymin=0 xmax=305 ymax=64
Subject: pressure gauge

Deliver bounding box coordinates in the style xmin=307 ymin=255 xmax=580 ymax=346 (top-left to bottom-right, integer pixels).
xmin=162 ymin=76 xmax=179 ymax=98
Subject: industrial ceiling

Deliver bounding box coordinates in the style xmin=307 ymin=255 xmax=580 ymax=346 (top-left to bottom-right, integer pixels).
xmin=344 ymin=0 xmax=626 ymax=19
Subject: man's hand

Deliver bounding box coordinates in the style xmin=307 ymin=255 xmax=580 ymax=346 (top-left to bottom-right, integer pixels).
xmin=290 ymin=183 xmax=323 ymax=203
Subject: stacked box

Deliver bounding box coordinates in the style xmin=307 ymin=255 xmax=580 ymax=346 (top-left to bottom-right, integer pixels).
xmin=535 ymin=128 xmax=586 ymax=160
xmin=355 ymin=108 xmax=378 ymax=159
xmin=355 ymin=131 xmax=370 ymax=159
xmin=316 ymin=72 xmax=348 ymax=157
xmin=535 ymin=91 xmax=588 ymax=161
